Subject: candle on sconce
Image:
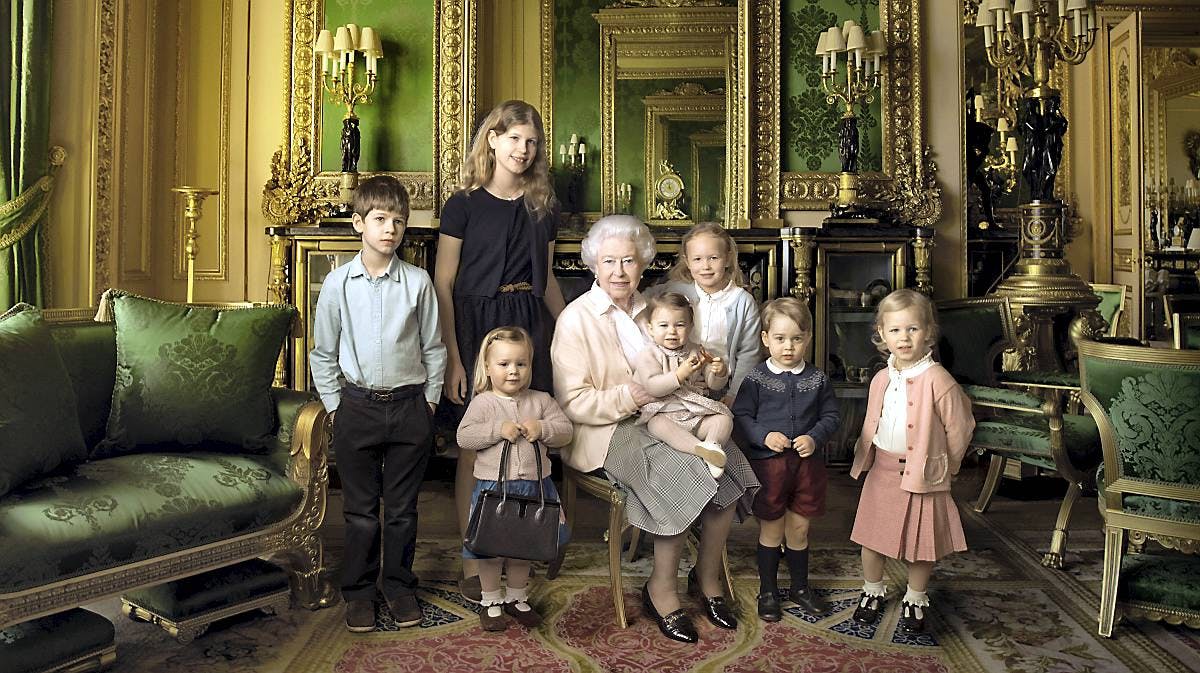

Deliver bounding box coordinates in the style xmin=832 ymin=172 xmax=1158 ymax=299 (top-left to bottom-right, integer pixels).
xmin=974 ymin=94 xmax=985 ymax=121
xmin=578 ymin=142 xmax=586 ymax=166
xmin=559 ymin=144 xmax=567 ymax=162
xmin=346 ymin=23 xmax=360 ymax=51
xmin=1006 ymin=136 xmax=1018 ymax=153
xmin=997 ymin=117 xmax=1010 ymax=133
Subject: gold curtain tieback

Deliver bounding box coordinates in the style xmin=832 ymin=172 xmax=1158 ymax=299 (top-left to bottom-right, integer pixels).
xmin=498 ymin=282 xmax=534 ymax=293
xmin=0 ymin=146 xmax=66 ymax=250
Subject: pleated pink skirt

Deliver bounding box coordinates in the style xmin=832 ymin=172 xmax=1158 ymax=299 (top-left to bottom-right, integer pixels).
xmin=850 ymin=450 xmax=967 ymax=562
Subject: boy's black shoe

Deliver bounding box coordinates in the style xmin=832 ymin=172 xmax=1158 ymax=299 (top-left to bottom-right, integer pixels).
xmin=852 ymin=591 xmax=884 ymax=625
xmin=387 ymin=593 xmax=422 ymax=628
xmin=787 ymin=587 xmax=829 ymax=616
xmin=345 ymin=599 xmax=376 ymax=632
xmin=898 ymin=600 xmax=926 ymax=634
xmin=757 ymin=591 xmax=782 ymax=622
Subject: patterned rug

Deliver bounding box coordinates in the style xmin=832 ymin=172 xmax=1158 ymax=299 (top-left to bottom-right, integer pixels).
xmin=89 ymin=508 xmax=1200 ymax=673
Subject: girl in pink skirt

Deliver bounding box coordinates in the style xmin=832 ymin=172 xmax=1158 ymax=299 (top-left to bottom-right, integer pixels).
xmin=849 ymin=289 xmax=975 ymax=634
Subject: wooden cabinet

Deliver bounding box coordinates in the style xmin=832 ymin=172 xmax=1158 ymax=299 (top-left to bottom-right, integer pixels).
xmin=781 ymin=224 xmax=934 ymax=464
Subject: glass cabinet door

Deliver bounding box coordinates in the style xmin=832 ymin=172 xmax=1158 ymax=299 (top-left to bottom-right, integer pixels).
xmin=293 ymin=241 xmax=361 ymax=393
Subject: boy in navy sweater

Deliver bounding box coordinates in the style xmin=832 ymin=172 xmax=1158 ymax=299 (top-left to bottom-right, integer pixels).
xmin=732 ymin=297 xmax=840 ymax=622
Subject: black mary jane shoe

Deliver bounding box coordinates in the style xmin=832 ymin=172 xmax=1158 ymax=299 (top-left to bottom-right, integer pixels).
xmin=852 ymin=591 xmax=885 ymax=625
xmin=898 ymin=600 xmax=926 ymax=634
xmin=787 ymin=586 xmax=829 ymax=616
xmin=642 ymin=583 xmax=699 ymax=643
xmin=756 ymin=591 xmax=782 ymax=622
xmin=686 ymin=569 xmax=737 ymax=630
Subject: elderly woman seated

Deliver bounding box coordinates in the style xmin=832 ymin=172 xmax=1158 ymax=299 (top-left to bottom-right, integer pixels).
xmin=551 ymin=215 xmax=758 ymax=644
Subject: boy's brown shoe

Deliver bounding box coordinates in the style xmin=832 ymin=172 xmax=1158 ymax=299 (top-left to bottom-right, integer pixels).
xmin=387 ymin=594 xmax=423 ymax=628
xmin=345 ymin=600 xmax=376 ymax=632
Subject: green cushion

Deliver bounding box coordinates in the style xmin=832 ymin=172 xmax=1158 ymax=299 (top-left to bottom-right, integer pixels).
xmin=0 ymin=305 xmax=87 ymax=497
xmin=935 ymin=302 xmax=1009 ymax=385
xmin=962 ymin=384 xmax=1044 ymax=409
xmin=0 ymin=452 xmax=303 ymax=593
xmin=49 ymin=321 xmax=117 ymax=453
xmin=124 ymin=558 xmax=288 ymax=619
xmin=1097 ymin=463 xmax=1200 ymax=525
xmin=1093 ymin=288 xmax=1124 ymax=332
xmin=972 ymin=412 xmax=1101 ymax=471
xmin=0 ymin=608 xmax=114 ymax=673
xmin=1185 ymin=323 xmax=1200 ymax=350
xmin=99 ymin=293 xmax=296 ymax=454
xmin=1120 ymin=553 xmax=1200 ymax=613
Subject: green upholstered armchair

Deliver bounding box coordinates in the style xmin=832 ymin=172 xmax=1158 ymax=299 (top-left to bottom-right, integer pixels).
xmin=935 ymin=297 xmax=1102 ymax=569
xmin=1090 ymin=283 xmax=1128 ymax=338
xmin=1078 ymin=338 xmax=1200 ymax=637
xmin=1173 ymin=312 xmax=1200 ymax=350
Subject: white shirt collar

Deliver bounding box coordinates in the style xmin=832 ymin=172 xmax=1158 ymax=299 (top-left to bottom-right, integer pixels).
xmin=765 ymin=358 xmax=806 ymax=375
xmin=887 ymin=350 xmax=935 ymax=381
xmin=585 ymin=281 xmax=646 ymax=319
xmin=694 ymin=279 xmax=735 ymax=303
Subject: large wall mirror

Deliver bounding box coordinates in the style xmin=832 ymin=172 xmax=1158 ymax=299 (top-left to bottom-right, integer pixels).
xmin=282 ymin=1 xmax=476 ymax=213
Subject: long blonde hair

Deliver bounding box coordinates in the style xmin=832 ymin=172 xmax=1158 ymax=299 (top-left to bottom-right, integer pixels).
xmin=459 ymin=100 xmax=557 ymax=219
xmin=472 ymin=326 xmax=535 ymax=394
xmin=667 ymin=222 xmax=746 ymax=287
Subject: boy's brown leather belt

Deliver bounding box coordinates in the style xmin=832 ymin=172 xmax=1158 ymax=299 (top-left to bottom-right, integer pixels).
xmin=343 ymin=383 xmax=423 ymax=402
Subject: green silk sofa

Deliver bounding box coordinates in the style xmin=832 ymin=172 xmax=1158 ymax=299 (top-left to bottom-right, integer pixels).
xmin=0 ymin=306 xmax=332 ymax=630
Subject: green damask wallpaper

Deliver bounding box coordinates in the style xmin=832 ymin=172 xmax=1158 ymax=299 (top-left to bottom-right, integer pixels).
xmin=782 ymin=0 xmax=882 ymax=173
xmin=320 ymin=1 xmax=435 ymax=173
xmin=553 ymin=0 xmax=606 ymax=213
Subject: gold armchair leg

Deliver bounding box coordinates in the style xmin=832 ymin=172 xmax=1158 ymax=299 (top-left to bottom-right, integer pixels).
xmin=1042 ymin=481 xmax=1082 ymax=569
xmin=1098 ymin=525 xmax=1124 ymax=637
xmin=608 ymin=500 xmax=628 ymax=629
xmin=626 ymin=527 xmax=643 ymax=564
xmin=973 ymin=454 xmax=1006 ymax=513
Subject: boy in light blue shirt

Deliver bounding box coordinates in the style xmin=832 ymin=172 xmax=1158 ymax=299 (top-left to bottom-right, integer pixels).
xmin=310 ymin=175 xmax=446 ymax=632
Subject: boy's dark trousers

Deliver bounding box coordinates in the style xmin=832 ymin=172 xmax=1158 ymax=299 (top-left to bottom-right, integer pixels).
xmin=334 ymin=383 xmax=432 ymax=604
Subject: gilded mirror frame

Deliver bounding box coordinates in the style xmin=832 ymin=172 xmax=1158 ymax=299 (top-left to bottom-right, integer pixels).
xmin=282 ymin=0 xmax=476 ymax=213
xmin=642 ymin=86 xmax=726 ymax=223
xmin=773 ymin=0 xmax=939 ymax=225
xmin=1143 ymin=48 xmax=1200 ymax=197
xmin=594 ymin=5 xmax=740 ymax=224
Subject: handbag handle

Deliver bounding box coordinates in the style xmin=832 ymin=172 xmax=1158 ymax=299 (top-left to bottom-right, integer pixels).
xmin=494 ymin=437 xmax=548 ymax=520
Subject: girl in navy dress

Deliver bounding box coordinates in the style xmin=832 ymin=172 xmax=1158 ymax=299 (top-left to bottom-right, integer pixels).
xmin=434 ymin=100 xmax=566 ymax=600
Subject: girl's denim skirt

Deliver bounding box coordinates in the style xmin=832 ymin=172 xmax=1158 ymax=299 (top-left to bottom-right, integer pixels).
xmin=462 ymin=475 xmax=571 ymax=560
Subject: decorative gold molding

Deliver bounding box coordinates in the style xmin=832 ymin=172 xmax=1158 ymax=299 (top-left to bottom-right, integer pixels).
xmin=641 ymin=88 xmax=724 ymax=221
xmin=776 ymin=0 xmax=937 ymax=224
xmin=283 ymin=0 xmax=475 ymax=214
xmin=94 ymin=0 xmax=117 ymax=298
xmin=540 ymin=0 xmax=554 ymax=162
xmin=744 ymin=0 xmax=778 ymax=222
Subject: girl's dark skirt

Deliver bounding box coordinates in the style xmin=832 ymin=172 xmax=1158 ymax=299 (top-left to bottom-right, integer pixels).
xmin=454 ymin=291 xmax=552 ymax=395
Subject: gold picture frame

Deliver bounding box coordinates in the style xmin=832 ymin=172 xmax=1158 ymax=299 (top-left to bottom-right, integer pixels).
xmin=282 ymin=0 xmax=477 ymax=213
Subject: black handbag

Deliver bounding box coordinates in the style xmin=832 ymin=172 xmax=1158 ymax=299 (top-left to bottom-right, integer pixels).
xmin=463 ymin=439 xmax=562 ymax=562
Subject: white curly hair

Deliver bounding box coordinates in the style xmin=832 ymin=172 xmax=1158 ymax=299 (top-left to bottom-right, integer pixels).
xmin=579 ymin=215 xmax=657 ymax=273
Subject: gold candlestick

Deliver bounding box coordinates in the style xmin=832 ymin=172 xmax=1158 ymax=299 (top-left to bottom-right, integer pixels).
xmin=172 ymin=186 xmax=219 ymax=302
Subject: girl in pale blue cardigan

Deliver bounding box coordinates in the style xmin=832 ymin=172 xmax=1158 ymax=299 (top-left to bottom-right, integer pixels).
xmin=645 ymin=222 xmax=763 ymax=405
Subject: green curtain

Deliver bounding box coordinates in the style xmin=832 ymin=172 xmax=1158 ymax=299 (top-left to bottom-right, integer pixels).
xmin=0 ymin=0 xmax=53 ymax=310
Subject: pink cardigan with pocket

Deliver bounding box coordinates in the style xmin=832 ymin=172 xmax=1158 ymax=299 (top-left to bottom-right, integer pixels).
xmin=849 ymin=363 xmax=975 ymax=494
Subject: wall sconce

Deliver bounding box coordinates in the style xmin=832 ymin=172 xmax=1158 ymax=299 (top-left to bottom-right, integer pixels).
xmin=314 ymin=24 xmax=383 ymax=205
xmin=171 ymin=186 xmax=219 ymax=303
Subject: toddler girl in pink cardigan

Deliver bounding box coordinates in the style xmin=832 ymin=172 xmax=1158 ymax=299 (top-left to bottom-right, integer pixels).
xmin=848 ymin=289 xmax=975 ymax=634
xmin=456 ymin=326 xmax=572 ymax=632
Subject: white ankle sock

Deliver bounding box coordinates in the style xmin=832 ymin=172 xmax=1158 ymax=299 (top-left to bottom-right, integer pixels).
xmin=862 ymin=580 xmax=886 ymax=597
xmin=506 ymin=585 xmax=532 ymax=611
xmin=481 ymin=589 xmax=505 ymax=617
xmin=903 ymin=586 xmax=929 ymax=607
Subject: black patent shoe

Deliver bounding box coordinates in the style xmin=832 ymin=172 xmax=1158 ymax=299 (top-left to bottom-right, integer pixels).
xmin=787 ymin=587 xmax=829 ymax=616
xmin=852 ymin=591 xmax=884 ymax=625
xmin=756 ymin=591 xmax=782 ymax=622
xmin=687 ymin=569 xmax=738 ymax=630
xmin=898 ymin=600 xmax=926 ymax=634
xmin=642 ymin=583 xmax=699 ymax=643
